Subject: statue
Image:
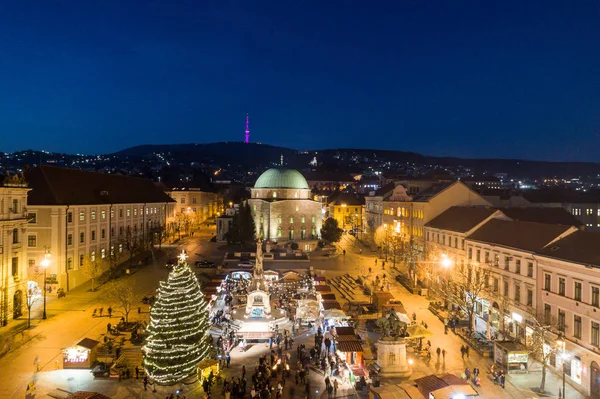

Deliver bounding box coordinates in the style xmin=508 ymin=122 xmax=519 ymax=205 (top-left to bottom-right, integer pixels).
xmin=376 ymin=309 xmax=407 ymax=339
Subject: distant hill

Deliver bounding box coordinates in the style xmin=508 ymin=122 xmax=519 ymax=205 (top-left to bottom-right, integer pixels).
xmin=113 ymin=142 xmax=600 ymax=177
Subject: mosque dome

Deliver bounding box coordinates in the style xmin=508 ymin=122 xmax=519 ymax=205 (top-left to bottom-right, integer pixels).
xmin=254 ymin=168 xmax=309 ymax=189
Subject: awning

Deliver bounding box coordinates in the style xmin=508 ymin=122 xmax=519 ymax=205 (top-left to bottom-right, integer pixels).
xmin=315 ymin=285 xmax=332 ymax=292
xmin=431 ymin=385 xmax=478 ymax=399
xmin=322 ymin=301 xmax=342 ymax=310
xmin=349 ymin=365 xmax=368 ymax=377
xmin=323 ymin=309 xmax=349 ymax=319
xmin=76 ymin=338 xmax=100 ymax=350
xmin=337 ymin=340 xmax=363 ymax=353
xmin=406 ymin=325 xmax=433 ymax=339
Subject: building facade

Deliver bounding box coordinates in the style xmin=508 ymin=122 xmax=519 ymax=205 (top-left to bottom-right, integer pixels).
xmin=248 ymin=168 xmax=322 ymax=251
xmin=26 ymin=166 xmax=175 ymax=291
xmin=166 ymin=187 xmax=219 ymax=237
xmin=327 ymin=192 xmax=365 ymax=231
xmin=0 ymin=174 xmax=30 ymax=326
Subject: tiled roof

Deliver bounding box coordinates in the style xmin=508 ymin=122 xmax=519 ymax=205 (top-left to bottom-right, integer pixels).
xmin=498 ymin=207 xmax=583 ymax=226
xmin=26 ymin=166 xmax=175 ymax=206
xmin=411 ymin=182 xmax=454 ymax=202
xmin=322 ymin=301 xmax=342 ymax=310
xmin=77 ymin=338 xmax=100 ymax=349
xmin=374 ymin=182 xmax=396 ymax=197
xmin=425 ymin=206 xmax=497 ymax=232
xmin=468 ymin=219 xmax=574 ymax=252
xmin=337 ymin=340 xmax=363 ymax=353
xmin=334 ymin=326 xmax=355 ymax=336
xmin=328 ymin=192 xmax=365 ymax=206
xmin=537 ymin=230 xmax=600 ymax=267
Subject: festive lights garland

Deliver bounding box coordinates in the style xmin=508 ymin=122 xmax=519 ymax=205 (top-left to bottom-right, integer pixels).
xmin=142 ymin=255 xmax=211 ymax=385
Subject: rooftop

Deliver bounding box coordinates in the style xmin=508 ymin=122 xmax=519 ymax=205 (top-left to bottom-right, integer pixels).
xmin=327 ymin=192 xmax=365 ymax=206
xmin=254 ymin=168 xmax=309 ymax=189
xmin=498 ymin=207 xmax=583 ymax=226
xmin=26 ymin=165 xmax=174 ymax=206
xmin=537 ymin=230 xmax=600 ymax=267
xmin=425 ymin=206 xmax=497 ymax=233
xmin=468 ymin=219 xmax=575 ymax=252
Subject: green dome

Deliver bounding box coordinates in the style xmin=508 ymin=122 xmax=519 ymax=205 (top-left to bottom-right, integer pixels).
xmin=254 ymin=168 xmax=309 ymax=189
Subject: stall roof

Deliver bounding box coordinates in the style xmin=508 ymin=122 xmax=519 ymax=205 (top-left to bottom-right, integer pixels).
xmin=415 ymin=374 xmax=471 ymax=399
xmin=314 ymin=276 xmax=326 ymax=281
xmin=373 ymin=291 xmax=394 ymax=300
xmin=315 ymin=285 xmax=332 ymax=292
xmin=76 ymin=338 xmax=100 ymax=350
xmin=197 ymin=359 xmax=219 ymax=369
xmin=369 ymin=385 xmax=412 ymax=399
xmin=335 ymin=327 xmax=356 ymax=336
xmin=321 ymin=293 xmax=337 ymax=300
xmin=431 ymin=385 xmax=478 ymax=399
xmin=68 ymin=392 xmax=112 ymax=399
xmin=322 ymin=301 xmax=342 ymax=310
xmin=337 ymin=340 xmax=364 ymax=353
xmin=495 ymin=340 xmax=527 ymax=352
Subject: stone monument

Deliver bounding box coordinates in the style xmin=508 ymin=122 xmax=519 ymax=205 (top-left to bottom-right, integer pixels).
xmin=375 ymin=310 xmax=411 ymax=377
xmin=245 ymin=239 xmax=271 ymax=317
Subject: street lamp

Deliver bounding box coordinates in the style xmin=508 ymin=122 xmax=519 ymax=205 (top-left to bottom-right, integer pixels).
xmin=557 ymin=337 xmax=568 ymax=399
xmin=40 ymin=252 xmax=51 ymax=320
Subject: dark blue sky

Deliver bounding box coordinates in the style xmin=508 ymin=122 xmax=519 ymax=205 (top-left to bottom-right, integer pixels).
xmin=1 ymin=1 xmax=599 ymax=161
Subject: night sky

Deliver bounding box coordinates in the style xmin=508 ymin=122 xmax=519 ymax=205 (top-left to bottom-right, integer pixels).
xmin=0 ymin=1 xmax=599 ymax=161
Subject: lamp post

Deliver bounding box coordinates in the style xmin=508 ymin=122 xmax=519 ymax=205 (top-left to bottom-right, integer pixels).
xmin=40 ymin=252 xmax=51 ymax=320
xmin=557 ymin=336 xmax=567 ymax=399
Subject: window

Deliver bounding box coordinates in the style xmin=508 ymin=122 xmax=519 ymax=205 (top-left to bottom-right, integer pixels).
xmin=126 ymin=208 xmax=130 ymax=217
xmin=544 ymin=304 xmax=552 ymax=325
xmin=91 ymin=210 xmax=96 ymax=220
xmin=504 ymin=280 xmax=509 ymax=296
xmin=134 ymin=208 xmax=138 ymax=216
xmin=119 ymin=244 xmax=123 ymax=253
xmin=67 ymin=234 xmax=73 ymax=246
xmin=79 ymin=211 xmax=85 ymax=221
xmin=27 ymin=235 xmax=36 ymax=247
xmin=91 ymin=230 xmax=96 ymax=241
xmin=27 ymin=212 xmax=37 ymax=224
xmin=504 ymin=256 xmax=510 ymax=269
xmin=12 ymin=199 xmax=18 ymax=213
xmin=101 ymin=248 xmax=106 ymax=259
xmin=111 ymin=208 xmax=114 ymax=218
xmin=573 ymin=315 xmax=582 ymax=338
xmin=527 ymin=289 xmax=533 ymax=307
xmin=468 ymin=248 xmax=473 ymax=259
xmin=311 ymin=215 xmax=316 ymax=223
xmin=454 ymin=237 xmax=458 ymax=248
xmin=91 ymin=251 xmax=95 ymax=262
xmin=301 ymin=215 xmax=305 ymax=223
xmin=290 ymin=216 xmax=294 ymax=223
xmin=515 ymin=259 xmax=521 ymax=275
xmin=277 ymin=215 xmax=282 ymax=224
xmin=67 ymin=212 xmax=73 ymax=223
xmin=592 ymin=322 xmax=600 ymax=347
xmin=527 ymin=262 xmax=533 ymax=278
xmin=514 ymin=284 xmax=521 ymax=302
xmin=101 ymin=210 xmax=106 ymax=220
xmin=476 ymin=250 xmax=481 ymax=262
xmin=559 ymin=278 xmax=566 ymax=296
xmin=493 ymin=278 xmax=499 ymax=293
xmin=544 ymin=274 xmax=551 ymax=291
xmin=101 ymin=229 xmax=106 ymax=239
xmin=312 ymin=226 xmax=317 ymax=236
xmin=181 ymin=198 xmax=185 ymax=204
xmin=272 ymin=192 xmax=277 ymax=198
xmin=12 ymin=228 xmax=18 ymax=244
xmin=484 ymin=251 xmax=489 ymax=264
xmin=296 ymin=205 xmax=300 ymax=212
xmin=192 ymin=197 xmax=197 ymax=204
xmin=575 ymin=282 xmax=582 ymax=301
xmin=592 ymin=287 xmax=599 ymax=307
xmin=11 ymin=257 xmax=18 ymax=276
xmin=253 ymin=204 xmax=256 ymax=211
xmin=277 ymin=227 xmax=282 ymax=238
xmin=558 ymin=309 xmax=565 ymax=332
xmin=28 ymin=259 xmax=35 ymax=268
xmin=79 ymin=254 xmax=84 ymax=267
xmin=80 ymin=232 xmax=85 ymax=244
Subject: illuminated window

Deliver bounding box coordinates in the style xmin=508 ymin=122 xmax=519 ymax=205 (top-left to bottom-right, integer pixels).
xmin=277 ymin=215 xmax=282 ymax=224
xmin=301 ymin=215 xmax=305 ymax=223
xmin=91 ymin=251 xmax=96 ymax=262
xmin=91 ymin=210 xmax=96 ymax=220
xmin=593 ymin=322 xmax=600 ymax=347
xmin=290 ymin=217 xmax=294 ymax=223
xmin=126 ymin=208 xmax=130 ymax=217
xmin=296 ymin=205 xmax=300 ymax=212
xmin=101 ymin=248 xmax=106 ymax=259
xmin=101 ymin=210 xmax=106 ymax=220
xmin=79 ymin=211 xmax=85 ymax=221
xmin=272 ymin=192 xmax=277 ymax=198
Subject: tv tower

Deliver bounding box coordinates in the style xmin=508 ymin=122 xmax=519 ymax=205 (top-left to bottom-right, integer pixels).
xmin=244 ymin=113 xmax=250 ymax=143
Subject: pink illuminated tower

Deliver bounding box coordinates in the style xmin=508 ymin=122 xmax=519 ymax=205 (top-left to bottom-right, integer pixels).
xmin=244 ymin=113 xmax=250 ymax=143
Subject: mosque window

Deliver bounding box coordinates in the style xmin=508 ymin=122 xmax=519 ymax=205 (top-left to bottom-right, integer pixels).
xmin=311 ymin=215 xmax=316 ymax=223
xmin=272 ymin=192 xmax=277 ymax=198
xmin=296 ymin=205 xmax=300 ymax=211
xmin=301 ymin=215 xmax=305 ymax=223
xmin=277 ymin=227 xmax=282 ymax=237
xmin=277 ymin=215 xmax=282 ymax=224
xmin=290 ymin=216 xmax=294 ymax=224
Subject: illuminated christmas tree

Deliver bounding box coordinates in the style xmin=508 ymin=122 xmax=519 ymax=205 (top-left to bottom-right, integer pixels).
xmin=142 ymin=251 xmax=211 ymax=385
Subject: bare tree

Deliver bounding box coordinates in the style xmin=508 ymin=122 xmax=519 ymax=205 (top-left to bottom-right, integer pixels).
xmin=25 ymin=287 xmax=38 ymax=328
xmin=447 ymin=261 xmax=491 ymax=331
xmin=82 ymin=254 xmax=104 ymax=292
xmin=106 ymin=280 xmax=136 ymax=324
xmin=151 ymin=223 xmax=168 ymax=249
xmin=527 ymin=315 xmax=561 ymax=393
xmin=122 ymin=226 xmax=141 ymax=264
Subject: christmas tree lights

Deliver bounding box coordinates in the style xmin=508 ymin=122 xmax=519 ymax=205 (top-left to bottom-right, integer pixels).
xmin=142 ymin=251 xmax=211 ymax=385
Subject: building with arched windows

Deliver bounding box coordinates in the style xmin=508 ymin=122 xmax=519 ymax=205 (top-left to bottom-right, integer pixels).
xmin=248 ymin=168 xmax=322 ymax=251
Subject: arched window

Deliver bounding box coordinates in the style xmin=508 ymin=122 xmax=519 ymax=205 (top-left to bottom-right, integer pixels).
xmin=301 ymin=227 xmax=306 ymax=240
xmin=289 ymin=216 xmax=294 ymax=224
xmin=277 ymin=226 xmax=282 ymax=238
xmin=301 ymin=215 xmax=305 ymax=223
xmin=289 ymin=227 xmax=294 ymax=240
xmin=12 ymin=228 xmax=18 ymax=244
xmin=277 ymin=215 xmax=282 ymax=225
xmin=311 ymin=226 xmax=317 ymax=237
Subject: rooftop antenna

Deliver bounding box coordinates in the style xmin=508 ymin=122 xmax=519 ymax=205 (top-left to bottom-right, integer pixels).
xmin=244 ymin=113 xmax=250 ymax=143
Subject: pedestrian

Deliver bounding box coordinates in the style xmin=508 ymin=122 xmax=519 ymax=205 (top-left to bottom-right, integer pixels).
xmin=382 ymin=261 xmax=385 ymax=269
xmin=424 ymin=322 xmax=428 ymax=329
xmin=99 ymin=307 xmax=104 ymax=317
xmin=375 ymin=259 xmax=378 ymax=266
xmin=143 ymin=376 xmax=148 ymax=390
xmin=500 ymin=372 xmax=505 ymax=389
xmin=135 ymin=366 xmax=139 ymax=379
xmin=325 ymin=376 xmax=331 ymax=390
xmin=436 ymin=347 xmax=441 ymax=359
xmin=465 ymin=345 xmax=470 ymax=358
xmin=442 ymin=349 xmax=446 ymax=362
xmin=108 ymin=307 xmax=113 ymax=318
xmin=473 ymin=367 xmax=479 ymax=378
xmin=226 ymin=352 xmax=231 ymax=368
xmin=334 ymin=379 xmax=338 ymax=396
xmin=460 ymin=345 xmax=465 ymax=359
xmin=412 ymin=312 xmax=417 ymax=322
xmin=343 ymin=249 xmax=346 ymax=256
xmin=465 ymin=368 xmax=471 ymax=381
xmin=107 ymin=323 xmax=112 ymax=334
xmin=242 ymin=364 xmax=246 ymax=378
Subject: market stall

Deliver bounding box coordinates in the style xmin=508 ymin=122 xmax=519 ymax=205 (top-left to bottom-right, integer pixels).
xmin=494 ymin=341 xmax=528 ymax=373
xmin=197 ymin=359 xmax=220 ymax=383
xmin=63 ymin=338 xmax=100 ymax=369
xmin=323 ymin=308 xmax=351 ymax=327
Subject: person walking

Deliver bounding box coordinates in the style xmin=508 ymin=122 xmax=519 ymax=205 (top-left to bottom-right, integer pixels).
xmin=333 ymin=379 xmax=339 ymax=397
xmin=107 ymin=322 xmax=112 ymax=334
xmin=107 ymin=307 xmax=113 ymax=318
xmin=436 ymin=347 xmax=441 ymax=359
xmin=465 ymin=345 xmax=470 ymax=359
xmin=375 ymin=259 xmax=378 ymax=266
xmin=442 ymin=349 xmax=446 ymax=362
xmin=460 ymin=345 xmax=465 ymax=359
xmin=143 ymin=376 xmax=148 ymax=391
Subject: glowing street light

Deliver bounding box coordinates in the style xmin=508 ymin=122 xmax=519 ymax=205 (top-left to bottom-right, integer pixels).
xmin=441 ymin=254 xmax=453 ymax=269
xmin=40 ymin=252 xmax=51 ymax=320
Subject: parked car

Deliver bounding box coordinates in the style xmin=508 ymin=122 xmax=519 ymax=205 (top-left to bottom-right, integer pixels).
xmin=91 ymin=362 xmax=110 ymax=378
xmin=166 ymin=258 xmax=177 ymax=267
xmin=195 ymin=260 xmax=216 ymax=268
xmin=237 ymin=261 xmax=254 ymax=268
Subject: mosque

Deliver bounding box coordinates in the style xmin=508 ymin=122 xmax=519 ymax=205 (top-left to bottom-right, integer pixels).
xmin=248 ymin=168 xmax=323 ymax=251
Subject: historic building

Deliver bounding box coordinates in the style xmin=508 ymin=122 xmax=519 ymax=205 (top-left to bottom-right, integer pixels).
xmin=165 ymin=185 xmax=219 ymax=237
xmin=0 ymin=173 xmax=30 ymax=326
xmin=326 ymin=192 xmax=365 ymax=231
xmin=25 ymin=166 xmax=175 ymax=291
xmin=248 ymin=168 xmax=322 ymax=251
